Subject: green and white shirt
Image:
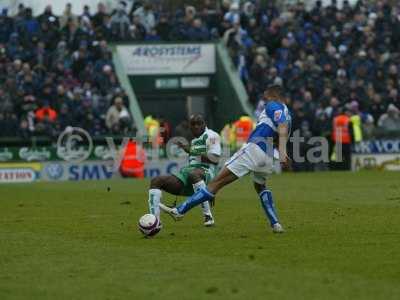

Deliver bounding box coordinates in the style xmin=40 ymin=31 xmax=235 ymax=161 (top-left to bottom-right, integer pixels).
xmin=189 ymin=127 xmax=221 ymax=173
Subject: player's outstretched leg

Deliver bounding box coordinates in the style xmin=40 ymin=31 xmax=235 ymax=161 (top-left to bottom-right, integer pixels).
xmin=254 ymin=182 xmax=284 ymax=233
xmin=161 ymin=167 xmax=237 ymax=220
xmin=148 ymin=188 xmax=161 ymax=220
xmin=148 ymin=176 xmax=183 ymax=221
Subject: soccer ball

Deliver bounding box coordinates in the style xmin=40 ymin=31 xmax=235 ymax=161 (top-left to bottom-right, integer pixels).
xmin=138 ymin=214 xmax=161 ymax=237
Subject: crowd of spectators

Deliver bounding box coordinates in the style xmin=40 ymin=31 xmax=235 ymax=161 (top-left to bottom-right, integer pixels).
xmin=0 ymin=2 xmax=135 ymax=139
xmin=225 ymin=0 xmax=400 ymax=138
xmin=1 ymin=0 xmax=400 ymax=141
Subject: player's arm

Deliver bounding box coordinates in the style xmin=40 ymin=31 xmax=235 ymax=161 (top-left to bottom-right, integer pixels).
xmin=270 ymin=102 xmax=291 ymax=169
xmin=278 ymin=122 xmax=290 ymax=170
xmin=175 ymin=141 xmax=190 ymax=153
xmin=200 ymin=153 xmax=219 ymax=165
xmin=201 ymin=133 xmax=221 ymax=165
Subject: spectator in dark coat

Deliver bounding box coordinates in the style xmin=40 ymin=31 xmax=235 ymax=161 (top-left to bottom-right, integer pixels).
xmin=186 ymin=18 xmax=210 ymax=41
xmin=0 ymin=9 xmax=14 ymax=44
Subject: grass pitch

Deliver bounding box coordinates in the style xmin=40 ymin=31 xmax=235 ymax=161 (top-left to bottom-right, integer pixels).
xmin=0 ymin=171 xmax=400 ymax=299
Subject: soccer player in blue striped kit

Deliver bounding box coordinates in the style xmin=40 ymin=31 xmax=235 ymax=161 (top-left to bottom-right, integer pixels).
xmin=161 ymin=85 xmax=292 ymax=233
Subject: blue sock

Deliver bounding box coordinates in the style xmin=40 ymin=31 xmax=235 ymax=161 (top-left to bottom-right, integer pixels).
xmin=177 ymin=188 xmax=214 ymax=215
xmin=259 ymin=189 xmax=279 ymax=226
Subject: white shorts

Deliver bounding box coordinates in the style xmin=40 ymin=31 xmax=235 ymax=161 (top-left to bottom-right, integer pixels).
xmin=225 ymin=143 xmax=274 ymax=184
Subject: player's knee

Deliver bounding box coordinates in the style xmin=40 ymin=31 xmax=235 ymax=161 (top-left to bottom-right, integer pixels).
xmin=253 ymin=182 xmax=265 ymax=194
xmin=150 ymin=176 xmax=163 ymax=189
xmin=188 ymin=169 xmax=204 ymax=184
xmin=208 ymin=179 xmax=224 ymax=195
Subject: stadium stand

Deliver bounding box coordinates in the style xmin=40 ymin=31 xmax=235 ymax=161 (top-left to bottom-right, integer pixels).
xmin=0 ymin=0 xmax=400 ymax=140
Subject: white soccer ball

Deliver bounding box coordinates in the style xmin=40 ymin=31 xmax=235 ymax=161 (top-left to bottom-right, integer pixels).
xmin=138 ymin=214 xmax=161 ymax=237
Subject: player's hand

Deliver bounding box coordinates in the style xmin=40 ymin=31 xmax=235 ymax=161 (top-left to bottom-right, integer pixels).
xmin=280 ymin=155 xmax=292 ymax=172
xmin=175 ymin=141 xmax=190 ymax=153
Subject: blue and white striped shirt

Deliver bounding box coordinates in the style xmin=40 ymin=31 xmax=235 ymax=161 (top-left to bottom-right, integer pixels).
xmin=248 ymin=101 xmax=291 ymax=153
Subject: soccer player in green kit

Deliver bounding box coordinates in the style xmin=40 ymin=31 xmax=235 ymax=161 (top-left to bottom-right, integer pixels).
xmin=147 ymin=114 xmax=221 ymax=227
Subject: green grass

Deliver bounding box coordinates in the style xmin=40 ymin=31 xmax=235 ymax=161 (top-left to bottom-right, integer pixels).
xmin=1 ymin=171 xmax=400 ymax=299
